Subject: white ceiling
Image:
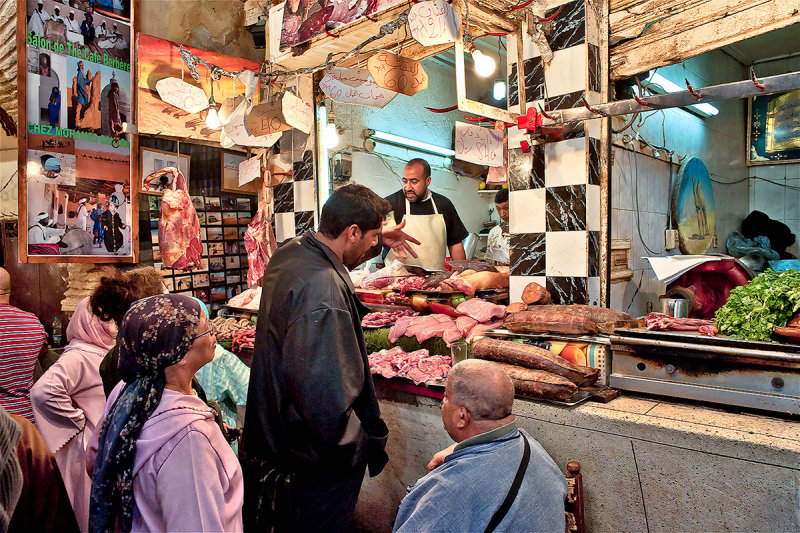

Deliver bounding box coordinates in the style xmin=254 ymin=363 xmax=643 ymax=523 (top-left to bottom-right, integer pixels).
xmin=722 ymin=23 xmax=800 ymax=66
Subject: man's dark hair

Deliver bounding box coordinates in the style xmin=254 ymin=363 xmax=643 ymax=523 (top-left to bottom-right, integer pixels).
xmin=494 ymin=189 xmax=508 ymax=204
xmin=318 ymin=184 xmax=391 ymax=239
xmin=406 ymin=158 xmax=431 ymax=179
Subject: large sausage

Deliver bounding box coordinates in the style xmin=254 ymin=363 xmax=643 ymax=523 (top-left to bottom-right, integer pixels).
xmin=505 ymin=310 xmax=599 ymax=335
xmin=472 ymin=338 xmax=599 ymax=386
xmin=492 ymin=362 xmax=578 ymax=401
xmin=521 ymin=282 xmax=551 ymax=305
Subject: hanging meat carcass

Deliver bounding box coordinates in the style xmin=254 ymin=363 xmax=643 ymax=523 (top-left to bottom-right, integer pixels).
xmin=244 ymin=171 xmax=278 ymax=286
xmin=144 ymin=167 xmax=202 ymax=271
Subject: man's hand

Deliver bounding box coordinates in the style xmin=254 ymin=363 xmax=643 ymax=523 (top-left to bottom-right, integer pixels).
xmin=426 ymin=443 xmax=457 ymax=473
xmin=382 ymin=219 xmax=421 ymax=261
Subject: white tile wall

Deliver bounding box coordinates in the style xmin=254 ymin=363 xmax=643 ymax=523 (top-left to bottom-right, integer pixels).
xmin=545 ymin=138 xmax=587 ymax=187
xmin=545 ymin=44 xmax=587 ymax=97
xmin=293 ymin=180 xmax=315 ymax=212
xmin=275 ymin=212 xmax=296 ymax=242
xmin=586 ymin=184 xmax=601 ymax=231
xmin=509 ymin=188 xmax=546 ymax=233
xmin=546 ymin=231 xmax=588 ymax=276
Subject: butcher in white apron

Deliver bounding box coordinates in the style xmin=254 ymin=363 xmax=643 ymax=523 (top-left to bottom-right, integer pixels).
xmin=384 ymin=158 xmax=468 ymax=271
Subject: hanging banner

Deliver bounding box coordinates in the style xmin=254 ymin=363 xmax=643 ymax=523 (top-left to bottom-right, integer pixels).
xmin=367 ymin=50 xmax=428 ymax=97
xmin=454 ymin=122 xmax=504 ymax=167
xmin=319 ymin=67 xmax=398 ymax=108
xmin=408 ymin=0 xmax=460 ymax=47
xmin=137 ymin=33 xmax=262 ymax=142
xmin=20 ymin=0 xmax=136 ymax=262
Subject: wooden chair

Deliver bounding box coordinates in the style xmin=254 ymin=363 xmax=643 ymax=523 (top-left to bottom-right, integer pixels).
xmin=565 ymin=462 xmax=586 ymax=533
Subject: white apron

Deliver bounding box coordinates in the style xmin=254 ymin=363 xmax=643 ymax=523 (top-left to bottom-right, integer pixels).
xmin=386 ymin=196 xmax=448 ymax=271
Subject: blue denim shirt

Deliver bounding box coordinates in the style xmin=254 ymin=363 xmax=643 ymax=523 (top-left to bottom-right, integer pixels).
xmin=394 ymin=423 xmax=567 ymax=532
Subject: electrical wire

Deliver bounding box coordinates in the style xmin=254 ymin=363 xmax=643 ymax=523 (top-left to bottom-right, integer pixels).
xmin=0 ymin=170 xmax=16 ymax=194
xmin=632 ymin=145 xmax=667 ymax=255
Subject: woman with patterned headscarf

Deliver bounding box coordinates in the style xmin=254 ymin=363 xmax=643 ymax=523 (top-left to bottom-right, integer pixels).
xmin=86 ymin=295 xmax=242 ymax=532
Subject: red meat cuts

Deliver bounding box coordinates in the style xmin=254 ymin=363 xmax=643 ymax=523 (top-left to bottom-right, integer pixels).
xmin=456 ymin=316 xmax=478 ymax=337
xmin=393 ymin=276 xmax=426 ymax=295
xmin=244 ymin=180 xmax=278 ymax=287
xmin=465 ymin=318 xmax=504 ymax=342
xmin=645 ymin=313 xmax=718 ymax=336
xmin=389 ymin=316 xmax=415 ymax=343
xmin=361 ymin=309 xmax=416 ymax=328
xmin=389 ymin=314 xmax=461 ymax=345
xmin=456 ymin=299 xmax=506 ymax=322
xmin=368 ymin=346 xmax=451 ymax=385
xmin=144 ymin=168 xmax=202 ymax=271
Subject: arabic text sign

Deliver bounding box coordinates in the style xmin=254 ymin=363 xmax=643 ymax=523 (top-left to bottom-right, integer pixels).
xmin=319 ymin=68 xmax=399 ymax=108
xmin=239 ymin=155 xmax=262 ymax=186
xmin=408 ymin=0 xmax=460 ymax=46
xmin=455 ymin=122 xmax=504 ymax=166
xmin=246 ymin=100 xmax=292 ymax=136
xmin=367 ymin=50 xmax=428 ymax=97
xmin=155 ymin=78 xmax=210 ymax=114
xmin=282 ymin=92 xmax=314 ymax=134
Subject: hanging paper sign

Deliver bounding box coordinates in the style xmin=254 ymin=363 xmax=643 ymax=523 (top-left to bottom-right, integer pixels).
xmin=155 ymin=77 xmax=210 ymax=114
xmin=408 ymin=0 xmax=460 ymax=46
xmin=239 ymin=155 xmax=262 ymax=187
xmin=282 ymin=92 xmax=314 ymax=134
xmin=368 ymin=51 xmax=428 ymax=97
xmin=227 ymin=101 xmax=282 ymax=147
xmin=219 ymin=95 xmax=246 ymax=126
xmin=319 ymin=68 xmax=399 ymax=108
xmin=455 ymin=122 xmax=504 ymax=166
xmin=246 ymin=100 xmax=292 ymax=136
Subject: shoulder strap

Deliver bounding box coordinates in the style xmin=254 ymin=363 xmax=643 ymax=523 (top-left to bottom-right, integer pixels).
xmin=484 ymin=434 xmax=531 ymax=533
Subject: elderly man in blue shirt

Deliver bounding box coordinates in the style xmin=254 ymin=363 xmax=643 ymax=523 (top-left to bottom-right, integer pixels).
xmin=394 ymin=359 xmax=567 ymax=533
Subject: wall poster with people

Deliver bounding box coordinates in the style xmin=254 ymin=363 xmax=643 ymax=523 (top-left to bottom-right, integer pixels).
xmin=18 ymin=0 xmax=136 ymax=262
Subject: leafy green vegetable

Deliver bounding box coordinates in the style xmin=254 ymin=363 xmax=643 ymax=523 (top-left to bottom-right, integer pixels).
xmin=714 ymin=269 xmax=800 ymax=342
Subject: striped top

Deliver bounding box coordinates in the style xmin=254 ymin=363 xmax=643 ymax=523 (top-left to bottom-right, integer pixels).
xmin=0 ymin=304 xmax=47 ymax=421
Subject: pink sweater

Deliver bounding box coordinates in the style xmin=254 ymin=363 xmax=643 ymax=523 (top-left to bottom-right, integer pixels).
xmin=88 ymin=382 xmax=243 ymax=532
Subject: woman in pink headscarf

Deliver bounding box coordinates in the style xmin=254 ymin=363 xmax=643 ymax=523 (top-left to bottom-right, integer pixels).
xmin=31 ymin=297 xmax=117 ymax=532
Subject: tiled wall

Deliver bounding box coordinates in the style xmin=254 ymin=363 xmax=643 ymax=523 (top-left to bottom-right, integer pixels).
xmin=505 ymin=0 xmax=602 ymax=305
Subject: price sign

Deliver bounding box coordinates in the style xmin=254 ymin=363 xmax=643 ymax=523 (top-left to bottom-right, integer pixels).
xmin=239 ymin=155 xmax=262 ymax=186
xmin=319 ymin=68 xmax=399 ymax=108
xmin=155 ymin=77 xmax=209 ymax=114
xmin=454 ymin=122 xmax=504 ymax=166
xmin=281 ymin=92 xmax=314 ymax=134
xmin=367 ymin=50 xmax=428 ymax=97
xmin=408 ymin=1 xmax=460 ymax=46
xmin=227 ymin=100 xmax=281 ymax=147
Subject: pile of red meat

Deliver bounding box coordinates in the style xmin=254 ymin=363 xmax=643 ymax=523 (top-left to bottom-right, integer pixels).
xmin=368 ymin=346 xmax=451 ymax=385
xmin=645 ymin=313 xmax=718 ymax=336
xmin=361 ymin=309 xmax=416 ymax=328
xmin=388 ymin=298 xmax=505 ymax=346
xmin=393 ymin=276 xmax=427 ymax=295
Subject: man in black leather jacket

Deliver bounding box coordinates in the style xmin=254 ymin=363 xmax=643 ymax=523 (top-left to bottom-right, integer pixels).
xmin=242 ymin=184 xmax=418 ymax=533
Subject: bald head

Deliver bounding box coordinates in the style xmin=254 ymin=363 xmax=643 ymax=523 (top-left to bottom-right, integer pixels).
xmin=0 ymin=268 xmax=10 ymax=303
xmin=447 ymin=359 xmax=514 ymax=420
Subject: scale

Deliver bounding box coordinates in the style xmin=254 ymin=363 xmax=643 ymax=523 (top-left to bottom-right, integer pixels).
xmin=610 ymin=329 xmax=800 ymax=414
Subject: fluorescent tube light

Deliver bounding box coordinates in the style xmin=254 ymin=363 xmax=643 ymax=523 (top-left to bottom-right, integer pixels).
xmin=642 ymin=73 xmax=719 ymax=117
xmin=368 ymin=129 xmax=456 ymax=157
xmin=317 ymin=105 xmax=331 ymax=209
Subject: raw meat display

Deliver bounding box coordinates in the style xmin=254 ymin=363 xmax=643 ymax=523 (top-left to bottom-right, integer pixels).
xmin=361 ymin=276 xmax=395 ymax=290
xmin=522 ymin=282 xmax=551 ymax=305
xmin=492 ymin=362 xmax=578 ymax=401
xmin=465 ymin=319 xmax=504 ymax=342
xmin=368 ymin=347 xmax=451 ymax=385
xmin=505 ymin=302 xmax=528 ymax=314
xmin=361 ymin=309 xmax=416 ymax=328
xmin=211 ymin=317 xmax=254 ymax=342
xmin=505 ymin=310 xmax=598 ymax=335
xmin=232 ymin=328 xmax=256 ymax=352
xmin=145 ymin=168 xmax=202 ymax=271
xmin=227 ymin=286 xmax=262 ymax=311
xmin=393 ymin=276 xmax=426 ymax=295
xmin=645 ymin=313 xmax=718 ymax=336
xmin=244 ymin=178 xmax=278 ymax=287
xmin=455 ymin=298 xmax=505 ymax=322
xmin=456 ymin=316 xmax=478 ymax=337
xmin=472 ymin=338 xmax=599 ymax=386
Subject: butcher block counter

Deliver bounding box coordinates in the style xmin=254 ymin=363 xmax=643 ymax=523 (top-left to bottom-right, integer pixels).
xmin=353 ymin=384 xmax=800 ymax=532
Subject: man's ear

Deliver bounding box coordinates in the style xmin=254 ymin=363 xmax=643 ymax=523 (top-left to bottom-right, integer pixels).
xmin=456 ymin=406 xmax=470 ymax=429
xmin=425 ymin=176 xmax=432 ymax=187
xmin=347 ymin=224 xmax=360 ymax=242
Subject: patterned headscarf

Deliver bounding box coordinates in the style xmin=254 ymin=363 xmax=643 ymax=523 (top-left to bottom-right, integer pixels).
xmin=89 ymin=294 xmax=204 ymax=533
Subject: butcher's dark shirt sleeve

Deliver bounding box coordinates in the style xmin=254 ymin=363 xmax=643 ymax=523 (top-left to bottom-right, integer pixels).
xmin=280 ymin=306 xmax=366 ymax=459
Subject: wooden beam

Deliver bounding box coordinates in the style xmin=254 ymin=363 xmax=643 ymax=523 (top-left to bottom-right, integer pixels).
xmin=610 ymin=0 xmax=800 ymax=79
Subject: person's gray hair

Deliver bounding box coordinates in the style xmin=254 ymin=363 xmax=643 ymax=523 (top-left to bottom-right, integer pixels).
xmin=447 ymin=359 xmax=514 ymax=420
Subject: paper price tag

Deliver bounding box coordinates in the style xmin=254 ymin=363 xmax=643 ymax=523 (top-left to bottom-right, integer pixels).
xmin=155 ymin=77 xmax=209 ymax=114
xmin=454 ymin=122 xmax=504 ymax=166
xmin=239 ymin=155 xmax=262 ymax=186
xmin=367 ymin=51 xmax=428 ymax=97
xmin=408 ymin=1 xmax=460 ymax=46
xmin=319 ymin=68 xmax=399 ymax=108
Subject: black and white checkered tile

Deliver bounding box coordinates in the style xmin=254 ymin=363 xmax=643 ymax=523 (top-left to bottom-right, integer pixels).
xmin=505 ymin=0 xmax=602 ymax=305
xmin=273 ymin=148 xmax=317 ymax=241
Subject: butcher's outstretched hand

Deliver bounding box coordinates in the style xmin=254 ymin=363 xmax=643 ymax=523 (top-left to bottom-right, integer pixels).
xmin=426 ymin=443 xmax=457 ymax=473
xmin=382 ymin=219 xmax=421 ymax=260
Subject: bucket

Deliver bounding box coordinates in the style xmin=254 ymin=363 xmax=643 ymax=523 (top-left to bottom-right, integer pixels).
xmin=660 ymin=298 xmax=689 ymax=318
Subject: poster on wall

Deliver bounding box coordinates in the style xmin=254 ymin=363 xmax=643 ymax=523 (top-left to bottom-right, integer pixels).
xmin=136 ymin=34 xmax=262 ymax=143
xmin=747 ymin=90 xmax=800 ymax=165
xmin=20 ymin=0 xmax=136 ymax=261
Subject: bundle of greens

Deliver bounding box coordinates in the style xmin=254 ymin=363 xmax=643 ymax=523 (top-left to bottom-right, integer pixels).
xmin=714 ymin=269 xmax=800 ymax=342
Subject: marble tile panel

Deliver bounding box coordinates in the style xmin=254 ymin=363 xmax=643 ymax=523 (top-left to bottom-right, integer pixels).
xmin=510 ymin=233 xmax=546 ymax=276
xmin=586 ymin=117 xmax=601 ymax=139
xmin=510 ymin=188 xmax=546 ymax=233
xmin=273 ymin=182 xmax=295 ymax=213
xmin=544 ymin=90 xmax=585 ymax=112
xmin=546 ymin=230 xmax=588 ymax=276
xmin=293 ymin=180 xmax=315 ymax=212
xmin=546 ymin=275 xmax=587 ymax=304
xmin=508 ymin=146 xmax=545 ymax=191
xmin=507 ymin=125 xmax=524 ymax=150
xmin=508 ymin=62 xmax=519 ymax=107
xmin=275 ymin=212 xmax=296 ymax=242
xmin=523 ymin=57 xmax=545 ymax=102
xmin=588 ymin=137 xmax=601 ymax=185
xmin=544 ymin=45 xmax=587 ymax=97
xmin=546 ymin=185 xmax=586 ymax=232
xmin=587 ymin=43 xmax=600 ymax=92
xmin=544 ymin=138 xmax=587 ymax=187
xmin=586 ymin=184 xmax=601 ymax=231
xmin=587 ymin=275 xmax=601 ymax=306
xmin=588 ymin=230 xmax=600 ymax=277
xmin=545 ymin=0 xmax=585 ymax=52
xmin=294 ymin=211 xmax=314 ymax=234
xmin=293 ymin=149 xmax=315 ymax=181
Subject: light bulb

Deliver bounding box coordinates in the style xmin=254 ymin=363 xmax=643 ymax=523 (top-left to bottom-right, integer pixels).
xmin=325 ymin=122 xmax=339 ymax=149
xmin=472 ymin=49 xmax=496 ymax=77
xmin=205 ymin=107 xmax=221 ymax=129
xmin=492 ymin=80 xmax=506 ymax=100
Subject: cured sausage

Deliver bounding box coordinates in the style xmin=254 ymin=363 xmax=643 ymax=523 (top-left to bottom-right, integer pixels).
xmin=492 ymin=362 xmax=578 ymax=401
xmin=505 ymin=310 xmax=599 ymax=335
xmin=521 ymin=282 xmax=551 ymax=305
xmin=472 ymin=338 xmax=599 ymax=386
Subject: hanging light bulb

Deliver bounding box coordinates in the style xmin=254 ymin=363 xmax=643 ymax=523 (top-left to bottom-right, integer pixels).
xmin=472 ymin=49 xmax=496 ymax=77
xmin=205 ymin=72 xmax=221 ymax=129
xmin=325 ymin=122 xmax=340 ymax=149
xmin=492 ymin=79 xmax=506 ymax=100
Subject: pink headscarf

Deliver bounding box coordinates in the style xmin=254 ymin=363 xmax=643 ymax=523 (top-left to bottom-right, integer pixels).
xmin=66 ymin=297 xmax=117 ymax=352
